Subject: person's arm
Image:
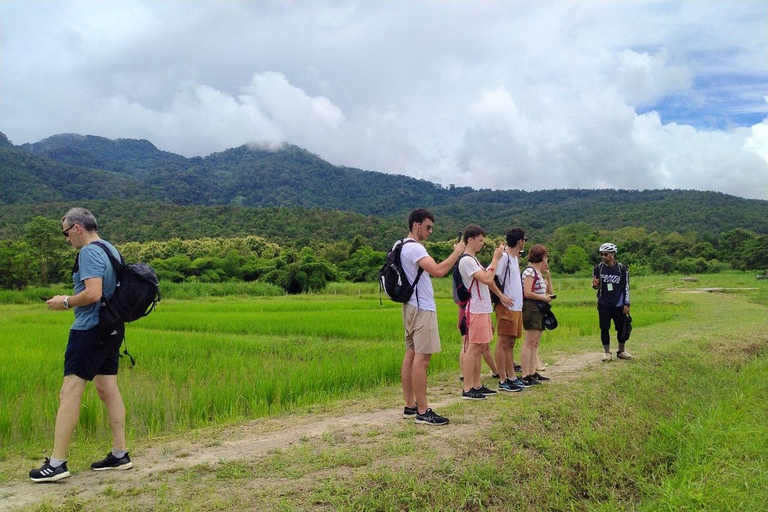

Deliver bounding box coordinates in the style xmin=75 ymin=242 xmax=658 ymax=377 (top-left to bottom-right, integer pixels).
xmin=592 ymin=265 xmax=600 ymax=289
xmin=418 ymin=241 xmax=465 ymax=278
xmin=623 ymin=266 xmax=630 ymax=314
xmin=541 ymin=261 xmax=554 ymax=295
xmin=470 ymin=244 xmax=505 ymax=285
xmin=489 ymin=279 xmax=514 ymax=308
xmin=47 ymin=278 xmax=103 ymax=310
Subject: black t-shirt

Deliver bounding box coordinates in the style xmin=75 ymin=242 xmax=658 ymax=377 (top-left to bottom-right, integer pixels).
xmin=593 ymin=262 xmax=629 ymax=307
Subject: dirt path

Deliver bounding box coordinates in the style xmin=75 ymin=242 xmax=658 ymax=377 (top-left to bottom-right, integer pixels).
xmin=0 ymin=350 xmax=602 ymax=511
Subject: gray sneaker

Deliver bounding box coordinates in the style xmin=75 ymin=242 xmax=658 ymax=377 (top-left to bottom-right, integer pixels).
xmin=403 ymin=405 xmax=418 ymax=419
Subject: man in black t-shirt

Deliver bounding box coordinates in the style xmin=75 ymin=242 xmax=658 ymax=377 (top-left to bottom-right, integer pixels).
xmin=592 ymin=243 xmax=631 ymax=362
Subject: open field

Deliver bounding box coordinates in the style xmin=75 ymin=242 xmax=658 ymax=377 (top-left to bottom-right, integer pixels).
xmin=0 ymin=272 xmax=767 ymax=510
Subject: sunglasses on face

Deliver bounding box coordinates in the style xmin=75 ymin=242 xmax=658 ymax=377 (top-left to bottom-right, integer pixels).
xmin=62 ymin=225 xmax=76 ymax=237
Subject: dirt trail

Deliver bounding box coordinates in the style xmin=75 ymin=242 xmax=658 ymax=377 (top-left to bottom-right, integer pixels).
xmin=0 ymin=351 xmax=602 ymax=511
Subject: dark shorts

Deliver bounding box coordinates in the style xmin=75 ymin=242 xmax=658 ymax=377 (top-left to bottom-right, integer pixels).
xmin=64 ymin=325 xmax=124 ymax=381
xmin=522 ymin=300 xmax=544 ymax=331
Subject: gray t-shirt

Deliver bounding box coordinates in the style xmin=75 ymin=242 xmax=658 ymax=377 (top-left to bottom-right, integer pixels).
xmin=71 ymin=240 xmax=120 ymax=330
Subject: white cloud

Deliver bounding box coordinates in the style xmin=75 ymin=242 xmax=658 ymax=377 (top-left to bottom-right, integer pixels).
xmin=1 ymin=0 xmax=767 ymax=199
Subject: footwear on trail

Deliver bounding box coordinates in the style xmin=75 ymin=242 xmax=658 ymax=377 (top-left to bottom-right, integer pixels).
xmin=522 ymin=375 xmax=541 ymax=386
xmin=514 ymin=364 xmax=522 ymax=373
xmin=476 ymin=385 xmax=497 ymax=395
xmin=602 ymin=352 xmax=612 ymax=362
xmin=617 ymin=351 xmax=633 ymax=360
xmin=499 ymin=380 xmax=523 ymax=393
xmin=91 ymin=452 xmax=133 ymax=471
xmin=403 ymin=405 xmax=418 ymax=419
xmin=507 ymin=378 xmax=527 ymax=391
xmin=532 ymin=372 xmax=550 ymax=382
xmin=29 ymin=458 xmax=70 ymax=482
xmin=492 ymin=373 xmax=500 ymax=379
xmin=415 ymin=408 xmax=449 ymax=426
xmin=462 ymin=389 xmax=487 ymax=400
xmin=536 ymin=363 xmax=547 ymax=371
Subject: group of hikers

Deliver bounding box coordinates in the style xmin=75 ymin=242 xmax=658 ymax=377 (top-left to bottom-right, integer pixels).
xmin=28 ymin=206 xmax=631 ymax=483
xmin=397 ymin=208 xmax=631 ymax=426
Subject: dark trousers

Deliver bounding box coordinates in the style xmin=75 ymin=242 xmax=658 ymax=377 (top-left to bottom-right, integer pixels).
xmin=598 ymin=305 xmax=628 ymax=345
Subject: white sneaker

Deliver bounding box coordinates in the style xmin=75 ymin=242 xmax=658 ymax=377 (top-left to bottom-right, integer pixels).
xmin=617 ymin=351 xmax=633 ymax=360
xmin=602 ymin=352 xmax=612 ymax=362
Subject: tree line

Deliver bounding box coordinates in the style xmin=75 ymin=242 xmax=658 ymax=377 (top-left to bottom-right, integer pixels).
xmin=2 ymin=216 xmax=766 ymax=293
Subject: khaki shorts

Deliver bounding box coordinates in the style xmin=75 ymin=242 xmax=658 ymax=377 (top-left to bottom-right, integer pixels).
xmin=495 ymin=304 xmax=522 ymax=338
xmin=465 ymin=312 xmax=493 ymax=344
xmin=522 ymin=300 xmax=544 ymax=331
xmin=403 ymin=304 xmax=441 ymax=354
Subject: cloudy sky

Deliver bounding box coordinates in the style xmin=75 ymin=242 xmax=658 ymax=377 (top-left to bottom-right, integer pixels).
xmin=2 ymin=1 xmax=767 ymax=199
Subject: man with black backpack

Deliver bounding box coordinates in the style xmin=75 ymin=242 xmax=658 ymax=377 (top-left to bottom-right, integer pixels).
xmin=592 ymin=242 xmax=632 ymax=362
xmin=398 ymin=208 xmax=465 ymax=426
xmin=29 ymin=208 xmax=133 ymax=482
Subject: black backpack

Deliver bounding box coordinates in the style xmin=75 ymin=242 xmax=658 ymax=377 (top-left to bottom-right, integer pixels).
xmin=379 ymin=239 xmax=424 ymax=304
xmin=451 ymin=254 xmax=472 ymax=306
xmin=90 ymin=241 xmax=161 ymax=329
xmin=490 ymin=253 xmax=511 ymax=305
xmin=452 ymin=254 xmax=481 ymax=336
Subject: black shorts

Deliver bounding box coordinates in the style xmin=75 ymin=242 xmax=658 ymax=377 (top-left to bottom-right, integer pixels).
xmin=64 ymin=325 xmax=124 ymax=381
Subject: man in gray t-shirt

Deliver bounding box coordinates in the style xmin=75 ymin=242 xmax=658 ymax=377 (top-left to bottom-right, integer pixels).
xmin=29 ymin=208 xmax=133 ymax=483
xmin=398 ymin=208 xmax=464 ymax=426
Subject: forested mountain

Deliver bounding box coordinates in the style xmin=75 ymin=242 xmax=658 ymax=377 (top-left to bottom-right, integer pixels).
xmin=2 ymin=131 xmax=768 ymax=246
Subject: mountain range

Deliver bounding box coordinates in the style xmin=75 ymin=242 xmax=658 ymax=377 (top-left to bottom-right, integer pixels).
xmin=1 ymin=131 xmax=767 ymax=246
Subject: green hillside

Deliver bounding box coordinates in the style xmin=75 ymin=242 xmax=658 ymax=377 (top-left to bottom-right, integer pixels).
xmin=2 ymin=131 xmax=767 ymax=245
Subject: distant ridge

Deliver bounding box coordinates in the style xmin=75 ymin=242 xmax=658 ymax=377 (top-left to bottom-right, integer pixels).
xmin=1 ymin=131 xmax=767 ymax=244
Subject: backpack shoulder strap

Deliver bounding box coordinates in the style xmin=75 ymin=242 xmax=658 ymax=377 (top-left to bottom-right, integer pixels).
xmin=91 ymin=241 xmax=125 ymax=272
xmin=400 ymin=239 xmax=424 ymax=282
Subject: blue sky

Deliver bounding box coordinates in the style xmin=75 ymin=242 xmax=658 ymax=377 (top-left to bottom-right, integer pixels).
xmin=1 ymin=0 xmax=767 ymax=199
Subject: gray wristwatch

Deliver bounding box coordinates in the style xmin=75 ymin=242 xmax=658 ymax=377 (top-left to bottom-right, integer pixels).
xmin=63 ymin=296 xmax=70 ymax=309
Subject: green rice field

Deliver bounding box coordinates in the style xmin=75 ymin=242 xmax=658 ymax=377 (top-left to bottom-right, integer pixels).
xmin=2 ymin=272 xmax=756 ymax=458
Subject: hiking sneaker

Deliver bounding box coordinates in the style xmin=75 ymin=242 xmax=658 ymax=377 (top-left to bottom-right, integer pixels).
xmin=29 ymin=458 xmax=70 ymax=482
xmin=403 ymin=405 xmax=418 ymax=419
xmin=536 ymin=363 xmax=548 ymax=371
xmin=507 ymin=378 xmax=527 ymax=391
xmin=476 ymin=385 xmax=497 ymax=395
xmin=415 ymin=408 xmax=449 ymax=426
xmin=91 ymin=452 xmax=133 ymax=471
xmin=617 ymin=351 xmax=633 ymax=360
xmin=492 ymin=373 xmax=500 ymax=379
xmin=522 ymin=375 xmax=541 ymax=386
xmin=462 ymin=389 xmax=487 ymax=400
xmin=514 ymin=364 xmax=522 ymax=373
xmin=602 ymin=352 xmax=612 ymax=362
xmin=499 ymin=380 xmax=523 ymax=393
xmin=532 ymin=372 xmax=550 ymax=382
xmin=459 ymin=374 xmax=464 ymax=381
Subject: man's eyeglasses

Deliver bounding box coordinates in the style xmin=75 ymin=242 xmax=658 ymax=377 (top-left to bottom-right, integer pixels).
xmin=600 ymin=252 xmax=612 ymax=257
xmin=420 ymin=223 xmax=433 ymax=232
xmin=62 ymin=225 xmax=76 ymax=237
